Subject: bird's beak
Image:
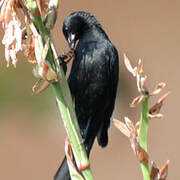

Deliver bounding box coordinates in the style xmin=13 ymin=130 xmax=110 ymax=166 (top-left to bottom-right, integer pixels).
xmin=68 ymin=33 xmax=76 ymax=49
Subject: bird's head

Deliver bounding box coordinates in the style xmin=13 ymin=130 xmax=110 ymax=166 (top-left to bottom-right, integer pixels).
xmin=62 ymin=11 xmax=103 ymax=49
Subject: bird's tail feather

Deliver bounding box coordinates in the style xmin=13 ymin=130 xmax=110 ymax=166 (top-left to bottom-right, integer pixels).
xmin=54 ymin=157 xmax=70 ymax=180
xmin=97 ymin=118 xmax=109 ymax=147
xmin=97 ymin=129 xmax=108 ymax=147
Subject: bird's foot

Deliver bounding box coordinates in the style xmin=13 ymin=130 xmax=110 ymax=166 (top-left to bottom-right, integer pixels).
xmin=59 ymin=48 xmax=75 ymax=64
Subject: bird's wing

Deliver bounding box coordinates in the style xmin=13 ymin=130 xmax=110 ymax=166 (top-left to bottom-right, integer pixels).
xmin=97 ymin=44 xmax=119 ymax=147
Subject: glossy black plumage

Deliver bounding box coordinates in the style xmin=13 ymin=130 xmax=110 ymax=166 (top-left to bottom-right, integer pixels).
xmin=55 ymin=11 xmax=119 ymax=180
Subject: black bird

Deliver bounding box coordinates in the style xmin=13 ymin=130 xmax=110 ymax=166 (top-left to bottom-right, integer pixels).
xmin=55 ymin=11 xmax=119 ymax=180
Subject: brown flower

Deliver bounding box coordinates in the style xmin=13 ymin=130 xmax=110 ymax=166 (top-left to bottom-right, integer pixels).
xmin=113 ymin=118 xmax=149 ymax=163
xmin=23 ymin=33 xmax=36 ymax=64
xmin=150 ymin=161 xmax=169 ymax=180
xmin=149 ymin=92 xmax=170 ymax=116
xmin=124 ymin=54 xmax=149 ymax=107
xmin=0 ymin=0 xmax=22 ymax=67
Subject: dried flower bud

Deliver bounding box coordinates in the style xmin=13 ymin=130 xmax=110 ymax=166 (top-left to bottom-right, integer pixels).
xmin=157 ymin=92 xmax=171 ymax=104
xmin=32 ymin=79 xmax=42 ymax=92
xmin=150 ymin=161 xmax=159 ymax=180
xmin=159 ymin=160 xmax=169 ymax=180
xmin=65 ymin=138 xmax=84 ymax=180
xmin=124 ymin=54 xmax=137 ymax=77
xmin=135 ymin=121 xmax=140 ymax=135
xmin=44 ymin=7 xmax=57 ymax=30
xmin=151 ymin=82 xmax=166 ymax=96
xmin=36 ymin=0 xmax=43 ymax=16
xmin=113 ymin=118 xmax=131 ymax=138
xmin=150 ymin=161 xmax=169 ymax=180
xmin=124 ymin=54 xmax=150 ymax=98
xmin=32 ymin=79 xmax=50 ymax=95
xmin=29 ymin=24 xmax=59 ymax=82
xmin=137 ymin=59 xmax=143 ymax=74
xmin=34 ymin=33 xmax=44 ymax=64
xmin=149 ymin=92 xmax=170 ymax=115
xmin=141 ymin=76 xmax=147 ymax=89
xmin=65 ymin=138 xmax=73 ymax=165
xmin=130 ymin=138 xmax=149 ymax=163
xmin=149 ymin=114 xmax=163 ymax=119
xmin=124 ymin=117 xmax=136 ymax=135
xmin=38 ymin=61 xmax=59 ymax=82
xmin=0 ymin=0 xmax=22 ymax=67
xmin=113 ymin=118 xmax=148 ymax=163
xmin=130 ymin=95 xmax=144 ymax=108
xmin=136 ymin=74 xmax=141 ymax=93
xmin=23 ymin=34 xmax=36 ymax=64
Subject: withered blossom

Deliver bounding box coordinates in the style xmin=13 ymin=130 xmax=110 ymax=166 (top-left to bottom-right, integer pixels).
xmin=159 ymin=160 xmax=169 ymax=180
xmin=23 ymin=34 xmax=37 ymax=64
xmin=150 ymin=161 xmax=169 ymax=180
xmin=32 ymin=78 xmax=50 ymax=95
xmin=124 ymin=53 xmax=137 ymax=77
xmin=124 ymin=54 xmax=170 ymax=109
xmin=130 ymin=95 xmax=144 ymax=108
xmin=149 ymin=114 xmax=163 ymax=119
xmin=65 ymin=138 xmax=84 ymax=180
xmin=27 ymin=20 xmax=59 ymax=82
xmin=124 ymin=54 xmax=144 ymax=78
xmin=36 ymin=0 xmax=49 ymax=16
xmin=124 ymin=54 xmax=149 ymax=107
xmin=151 ymin=82 xmax=166 ymax=96
xmin=0 ymin=0 xmax=55 ymax=67
xmin=113 ymin=118 xmax=149 ymax=163
xmin=149 ymin=92 xmax=170 ymax=115
xmin=150 ymin=161 xmax=159 ymax=180
xmin=113 ymin=118 xmax=131 ymax=138
xmin=0 ymin=0 xmax=22 ymax=67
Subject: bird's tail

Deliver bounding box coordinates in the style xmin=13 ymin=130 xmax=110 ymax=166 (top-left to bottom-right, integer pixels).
xmin=54 ymin=156 xmax=70 ymax=180
xmin=97 ymin=117 xmax=110 ymax=148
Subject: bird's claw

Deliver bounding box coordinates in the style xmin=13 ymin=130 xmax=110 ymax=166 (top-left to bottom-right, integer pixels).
xmin=59 ymin=48 xmax=75 ymax=64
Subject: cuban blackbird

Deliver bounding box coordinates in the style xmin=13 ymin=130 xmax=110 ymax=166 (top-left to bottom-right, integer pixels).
xmin=55 ymin=11 xmax=119 ymax=180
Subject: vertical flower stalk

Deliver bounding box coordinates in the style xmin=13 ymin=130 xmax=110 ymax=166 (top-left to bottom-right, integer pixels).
xmin=139 ymin=96 xmax=150 ymax=180
xmin=114 ymin=54 xmax=170 ymax=180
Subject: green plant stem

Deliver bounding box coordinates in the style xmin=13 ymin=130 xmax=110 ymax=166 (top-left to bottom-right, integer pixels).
xmin=25 ymin=1 xmax=94 ymax=179
xmin=138 ymin=97 xmax=150 ymax=180
xmin=52 ymin=81 xmax=93 ymax=180
xmin=49 ymin=30 xmax=93 ymax=180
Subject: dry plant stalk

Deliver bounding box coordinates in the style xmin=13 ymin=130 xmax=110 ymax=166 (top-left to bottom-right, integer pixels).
xmin=113 ymin=54 xmax=170 ymax=180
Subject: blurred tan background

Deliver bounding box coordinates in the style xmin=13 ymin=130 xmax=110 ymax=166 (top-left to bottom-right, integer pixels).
xmin=0 ymin=0 xmax=179 ymax=179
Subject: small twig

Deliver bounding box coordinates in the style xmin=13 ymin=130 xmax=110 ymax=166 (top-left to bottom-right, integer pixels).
xmin=32 ymin=79 xmax=50 ymax=95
